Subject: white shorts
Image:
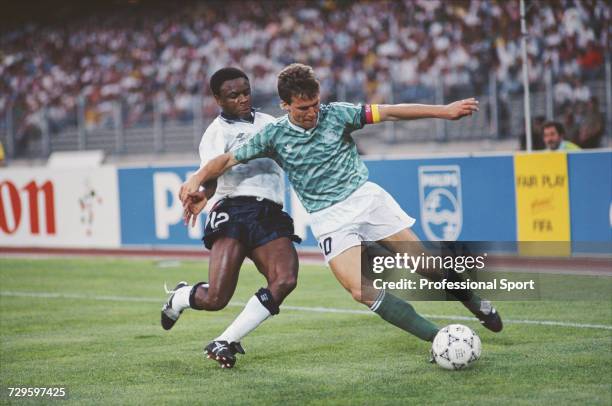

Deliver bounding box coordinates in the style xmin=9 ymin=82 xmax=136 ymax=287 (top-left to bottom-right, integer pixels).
xmin=310 ymin=182 xmax=415 ymax=263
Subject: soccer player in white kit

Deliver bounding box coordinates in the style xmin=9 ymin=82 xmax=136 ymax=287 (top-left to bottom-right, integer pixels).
xmin=162 ymin=68 xmax=301 ymax=368
xmin=181 ymin=64 xmax=502 ymax=356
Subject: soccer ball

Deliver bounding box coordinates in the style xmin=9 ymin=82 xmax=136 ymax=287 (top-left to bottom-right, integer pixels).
xmin=431 ymin=324 xmax=481 ymax=370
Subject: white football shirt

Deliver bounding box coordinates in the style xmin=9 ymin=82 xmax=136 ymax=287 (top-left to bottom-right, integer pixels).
xmin=198 ymin=111 xmax=284 ymax=205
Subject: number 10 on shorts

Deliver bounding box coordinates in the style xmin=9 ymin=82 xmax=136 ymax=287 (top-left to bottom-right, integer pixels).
xmin=319 ymin=237 xmax=332 ymax=256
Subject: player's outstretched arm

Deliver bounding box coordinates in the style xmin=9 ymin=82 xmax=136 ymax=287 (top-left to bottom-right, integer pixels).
xmin=179 ymin=152 xmax=238 ymax=205
xmin=378 ymin=98 xmax=479 ymax=122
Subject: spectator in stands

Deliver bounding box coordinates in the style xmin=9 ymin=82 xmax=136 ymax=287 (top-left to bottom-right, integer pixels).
xmin=578 ymin=96 xmax=605 ymax=148
xmin=520 ymin=115 xmax=546 ymax=151
xmin=572 ymin=78 xmax=591 ymax=103
xmin=542 ymin=121 xmax=581 ymax=151
xmin=560 ymin=104 xmax=581 ymax=144
xmin=578 ymin=41 xmax=604 ymax=80
xmin=1 ymin=0 xmax=608 ymax=145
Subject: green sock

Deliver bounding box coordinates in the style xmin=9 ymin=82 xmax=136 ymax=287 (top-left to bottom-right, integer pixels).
xmin=442 ymin=268 xmax=483 ymax=308
xmin=370 ymin=290 xmax=439 ymax=342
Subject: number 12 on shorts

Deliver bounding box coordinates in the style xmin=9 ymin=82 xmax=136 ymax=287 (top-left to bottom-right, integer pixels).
xmin=207 ymin=211 xmax=229 ymax=229
xmin=319 ymin=237 xmax=332 ymax=256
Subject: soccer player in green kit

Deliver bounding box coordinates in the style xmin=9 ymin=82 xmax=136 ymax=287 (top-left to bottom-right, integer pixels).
xmin=181 ymin=63 xmax=502 ymax=353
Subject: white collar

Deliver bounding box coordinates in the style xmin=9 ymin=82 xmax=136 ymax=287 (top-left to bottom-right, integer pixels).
xmin=219 ymin=109 xmax=256 ymax=124
xmin=286 ymin=115 xmax=319 ymax=133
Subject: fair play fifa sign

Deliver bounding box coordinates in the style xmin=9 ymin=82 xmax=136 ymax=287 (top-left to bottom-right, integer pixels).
xmin=418 ymin=166 xmax=463 ymax=241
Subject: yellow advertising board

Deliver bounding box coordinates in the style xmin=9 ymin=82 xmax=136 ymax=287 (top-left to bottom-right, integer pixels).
xmin=514 ymin=152 xmax=571 ymax=256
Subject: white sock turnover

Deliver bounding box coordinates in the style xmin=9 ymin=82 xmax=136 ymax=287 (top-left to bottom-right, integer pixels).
xmin=171 ymin=285 xmax=193 ymax=312
xmin=216 ymin=295 xmax=272 ymax=343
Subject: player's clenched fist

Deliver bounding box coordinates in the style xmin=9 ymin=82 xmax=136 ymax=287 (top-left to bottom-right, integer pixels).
xmin=445 ymin=98 xmax=479 ymax=120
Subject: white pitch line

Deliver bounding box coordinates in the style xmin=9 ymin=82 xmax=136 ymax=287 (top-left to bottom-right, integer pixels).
xmin=1 ymin=290 xmax=611 ymax=331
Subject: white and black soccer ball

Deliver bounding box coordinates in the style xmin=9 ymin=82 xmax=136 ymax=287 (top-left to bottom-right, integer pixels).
xmin=431 ymin=324 xmax=481 ymax=370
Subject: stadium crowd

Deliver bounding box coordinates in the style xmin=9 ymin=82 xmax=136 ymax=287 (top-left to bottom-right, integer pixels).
xmin=1 ymin=0 xmax=609 ymax=148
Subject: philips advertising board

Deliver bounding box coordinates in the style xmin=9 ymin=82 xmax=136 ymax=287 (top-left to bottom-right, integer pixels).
xmin=366 ymin=155 xmax=517 ymax=242
xmin=118 ymin=166 xmax=204 ymax=246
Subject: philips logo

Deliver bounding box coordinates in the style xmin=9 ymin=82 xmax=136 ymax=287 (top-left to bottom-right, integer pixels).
xmin=420 ymin=173 xmax=460 ymax=188
xmin=418 ymin=166 xmax=463 ymax=241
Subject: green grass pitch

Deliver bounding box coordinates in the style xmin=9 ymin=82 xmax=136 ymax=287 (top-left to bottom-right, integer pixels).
xmin=1 ymin=257 xmax=611 ymax=405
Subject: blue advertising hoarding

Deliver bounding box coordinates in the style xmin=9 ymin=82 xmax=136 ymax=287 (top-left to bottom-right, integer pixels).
xmin=567 ymin=151 xmax=612 ymax=250
xmin=119 ymin=166 xmax=203 ymax=246
xmin=366 ymin=155 xmax=516 ymax=242
xmin=116 ymin=152 xmax=611 ymax=252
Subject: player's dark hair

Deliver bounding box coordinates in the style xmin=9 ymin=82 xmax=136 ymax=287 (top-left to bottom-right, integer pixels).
xmin=209 ymin=67 xmax=249 ymax=96
xmin=542 ymin=121 xmax=565 ymax=136
xmin=277 ymin=63 xmax=320 ymax=104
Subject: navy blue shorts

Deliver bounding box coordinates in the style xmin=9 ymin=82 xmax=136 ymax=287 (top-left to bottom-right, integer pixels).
xmin=203 ymin=196 xmax=301 ymax=251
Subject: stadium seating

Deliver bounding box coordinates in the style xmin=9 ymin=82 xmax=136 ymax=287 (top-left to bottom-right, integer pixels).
xmin=0 ymin=0 xmax=609 ymax=158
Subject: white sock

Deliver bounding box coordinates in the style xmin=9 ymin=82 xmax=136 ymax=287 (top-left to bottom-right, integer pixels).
xmin=216 ymin=295 xmax=272 ymax=343
xmin=171 ymin=285 xmax=193 ymax=312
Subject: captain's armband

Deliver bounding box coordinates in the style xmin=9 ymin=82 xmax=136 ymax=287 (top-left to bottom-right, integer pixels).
xmin=362 ymin=104 xmax=381 ymax=124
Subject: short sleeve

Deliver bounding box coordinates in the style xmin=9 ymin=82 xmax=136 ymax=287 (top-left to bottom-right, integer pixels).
xmin=330 ymin=102 xmax=366 ymax=130
xmin=198 ymin=125 xmax=226 ymax=167
xmin=331 ymin=103 xmax=380 ymax=130
xmin=233 ymin=125 xmax=274 ymax=163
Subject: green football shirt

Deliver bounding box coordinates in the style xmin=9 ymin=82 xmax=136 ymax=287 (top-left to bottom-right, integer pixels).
xmin=234 ymin=102 xmax=369 ymax=213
